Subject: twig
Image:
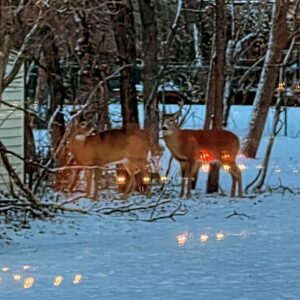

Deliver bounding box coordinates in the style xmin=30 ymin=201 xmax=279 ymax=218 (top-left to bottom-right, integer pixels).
xmin=225 ymin=210 xmax=253 ymax=219
xmin=141 ymin=201 xmax=187 ymax=222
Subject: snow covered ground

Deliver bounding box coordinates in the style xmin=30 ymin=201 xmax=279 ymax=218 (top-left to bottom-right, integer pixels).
xmin=1 ymin=106 xmax=300 ymax=300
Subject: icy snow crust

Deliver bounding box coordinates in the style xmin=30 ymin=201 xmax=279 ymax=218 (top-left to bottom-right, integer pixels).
xmin=1 ymin=106 xmax=300 ymax=299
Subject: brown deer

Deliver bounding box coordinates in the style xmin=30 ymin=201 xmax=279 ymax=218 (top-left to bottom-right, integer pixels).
xmin=161 ymin=110 xmax=243 ymax=198
xmin=67 ymin=120 xmax=153 ymax=199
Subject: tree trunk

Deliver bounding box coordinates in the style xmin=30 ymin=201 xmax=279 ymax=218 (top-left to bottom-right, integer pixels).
xmin=204 ymin=0 xmax=227 ymax=194
xmin=0 ymin=0 xmax=11 ymax=99
xmin=111 ymin=0 xmax=139 ymax=129
xmin=241 ymin=0 xmax=290 ymax=158
xmin=184 ymin=0 xmax=203 ymax=67
xmin=138 ymin=0 xmax=159 ymax=146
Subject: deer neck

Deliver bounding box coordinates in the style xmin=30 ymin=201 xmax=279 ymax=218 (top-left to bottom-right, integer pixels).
xmin=163 ymin=129 xmax=189 ymax=161
xmin=163 ymin=128 xmax=181 ymax=150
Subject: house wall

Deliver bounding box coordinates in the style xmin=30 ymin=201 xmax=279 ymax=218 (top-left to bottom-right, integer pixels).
xmin=0 ymin=52 xmax=25 ymax=192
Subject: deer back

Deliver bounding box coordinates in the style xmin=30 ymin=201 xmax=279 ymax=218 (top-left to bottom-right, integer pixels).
xmin=68 ymin=124 xmax=151 ymax=167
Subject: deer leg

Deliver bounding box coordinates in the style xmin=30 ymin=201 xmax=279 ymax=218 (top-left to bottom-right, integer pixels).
xmin=122 ymin=162 xmax=139 ymax=198
xmin=91 ymin=168 xmax=101 ymax=200
xmin=137 ymin=159 xmax=152 ymax=197
xmin=186 ymin=162 xmax=196 ymax=199
xmin=85 ymin=168 xmax=93 ymax=198
xmin=180 ymin=162 xmax=187 ymax=198
xmin=191 ymin=162 xmax=200 ymax=190
xmin=85 ymin=168 xmax=100 ymax=200
xmin=67 ymin=168 xmax=80 ymax=192
xmin=228 ymin=162 xmax=243 ymax=197
xmin=230 ymin=175 xmax=237 ymax=197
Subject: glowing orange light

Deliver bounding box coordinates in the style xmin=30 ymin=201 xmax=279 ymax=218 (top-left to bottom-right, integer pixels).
xmin=198 ymin=150 xmax=214 ymax=162
xmin=221 ymin=152 xmax=231 ymax=161
xmin=176 ymin=232 xmax=189 ymax=246
xmin=142 ymin=176 xmax=151 ymax=184
xmin=73 ymin=274 xmax=83 ymax=285
xmin=23 ymin=277 xmax=35 ymax=289
xmin=116 ymin=176 xmax=126 ymax=185
xmin=223 ymin=164 xmax=231 ymax=172
xmin=53 ymin=276 xmax=63 ymax=286
xmin=278 ymin=81 xmax=285 ymax=92
xmin=201 ymin=163 xmax=210 ymax=172
xmin=160 ymin=176 xmax=168 ymax=183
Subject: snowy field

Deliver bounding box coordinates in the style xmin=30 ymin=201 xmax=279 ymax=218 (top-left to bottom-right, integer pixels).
xmin=1 ymin=106 xmax=300 ymax=300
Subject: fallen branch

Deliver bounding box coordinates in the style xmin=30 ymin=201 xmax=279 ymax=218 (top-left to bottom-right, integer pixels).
xmin=225 ymin=210 xmax=253 ymax=220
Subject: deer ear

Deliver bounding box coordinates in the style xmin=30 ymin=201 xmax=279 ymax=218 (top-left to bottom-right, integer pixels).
xmin=73 ymin=118 xmax=79 ymax=128
xmin=174 ymin=110 xmax=181 ymax=120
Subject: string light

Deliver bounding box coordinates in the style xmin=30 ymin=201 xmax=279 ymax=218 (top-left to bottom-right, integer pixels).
xmin=116 ymin=176 xmax=126 ymax=185
xmin=294 ymin=84 xmax=300 ymax=93
xmin=160 ymin=176 xmax=168 ymax=183
xmin=278 ymin=81 xmax=286 ymax=92
xmin=142 ymin=176 xmax=151 ymax=184
xmin=223 ymin=164 xmax=231 ymax=172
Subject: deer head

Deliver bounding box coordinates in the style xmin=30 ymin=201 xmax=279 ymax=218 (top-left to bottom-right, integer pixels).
xmin=161 ymin=99 xmax=184 ymax=136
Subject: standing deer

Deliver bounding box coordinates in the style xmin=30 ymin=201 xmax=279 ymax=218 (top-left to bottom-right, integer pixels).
xmin=161 ymin=110 xmax=243 ymax=198
xmin=67 ymin=120 xmax=153 ymax=199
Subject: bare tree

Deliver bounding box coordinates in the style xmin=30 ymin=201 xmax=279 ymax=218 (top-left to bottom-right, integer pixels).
xmin=138 ymin=0 xmax=159 ymax=146
xmin=111 ymin=0 xmax=139 ymax=128
xmin=242 ymin=0 xmax=290 ymax=158
xmin=204 ymin=0 xmax=227 ymax=194
xmin=222 ymin=1 xmax=270 ymax=126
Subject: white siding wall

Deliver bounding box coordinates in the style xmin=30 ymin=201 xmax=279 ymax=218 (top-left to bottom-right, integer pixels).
xmin=0 ymin=52 xmax=25 ymax=192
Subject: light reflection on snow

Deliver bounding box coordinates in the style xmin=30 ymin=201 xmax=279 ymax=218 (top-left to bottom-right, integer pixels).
xmin=53 ymin=276 xmax=64 ymax=286
xmin=176 ymin=232 xmax=189 ymax=246
xmin=201 ymin=163 xmax=210 ymax=172
xmin=238 ymin=163 xmax=246 ymax=171
xmin=23 ymin=277 xmax=35 ymax=289
xmin=73 ymin=274 xmax=83 ymax=285
xmin=176 ymin=230 xmax=259 ymax=246
xmin=216 ymin=232 xmax=225 ymax=241
xmin=13 ymin=274 xmax=22 ymax=281
xmin=199 ymin=233 xmax=209 ymax=243
xmin=23 ymin=265 xmax=31 ymax=271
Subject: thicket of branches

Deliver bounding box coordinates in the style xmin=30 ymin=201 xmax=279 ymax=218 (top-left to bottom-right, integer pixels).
xmin=0 ymin=0 xmax=299 ymax=227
